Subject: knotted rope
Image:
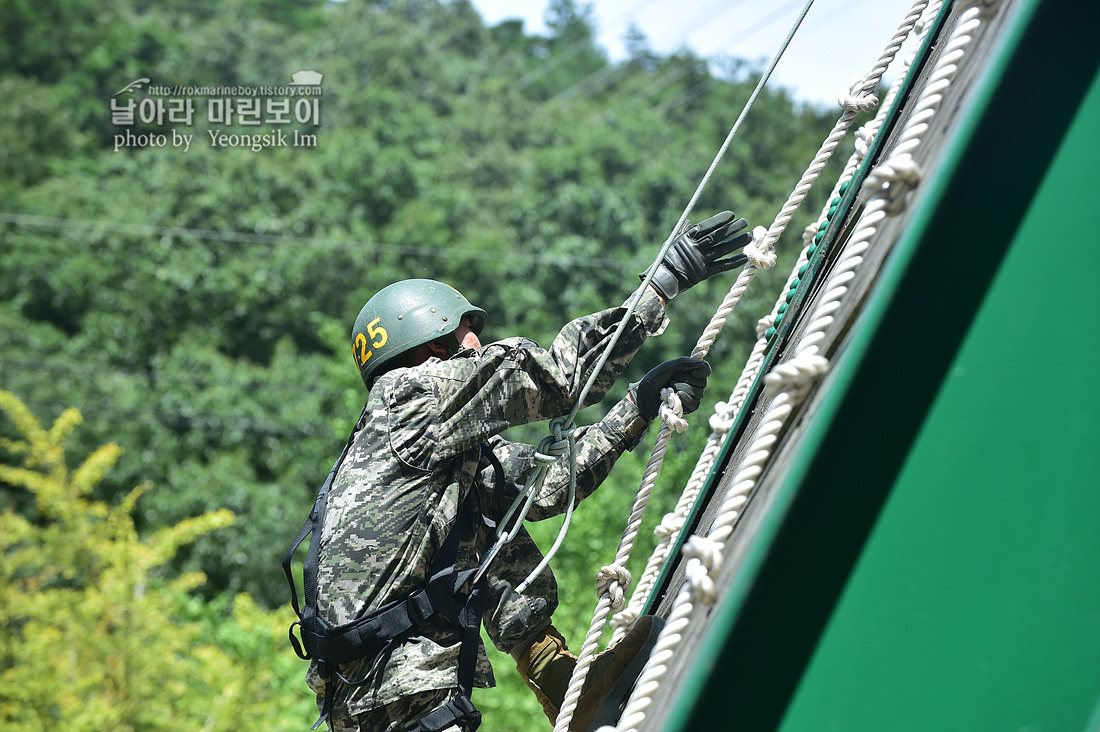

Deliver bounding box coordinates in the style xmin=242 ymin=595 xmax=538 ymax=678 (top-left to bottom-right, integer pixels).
xmin=609 ymin=0 xmax=933 ymax=651
xmin=552 ymin=5 xmax=823 ymax=730
xmin=615 ymin=3 xmax=994 ymax=729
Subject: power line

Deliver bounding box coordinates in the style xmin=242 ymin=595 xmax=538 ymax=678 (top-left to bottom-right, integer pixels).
xmin=1 ymin=362 xmax=350 ymax=437
xmin=514 ymin=0 xmax=664 ymax=90
xmin=648 ymin=0 xmax=813 ymax=114
xmin=0 ymin=213 xmax=644 ymax=272
xmin=543 ymin=0 xmax=748 ymax=109
xmin=792 ymin=0 xmax=878 ymax=39
xmin=652 ymin=77 xmax=716 ymax=115
xmin=630 ymin=55 xmax=705 ymax=104
xmin=0 ymin=358 xmax=347 ymax=395
xmin=546 ymin=0 xmax=857 ymax=114
xmin=702 ymin=0 xmax=808 ymax=56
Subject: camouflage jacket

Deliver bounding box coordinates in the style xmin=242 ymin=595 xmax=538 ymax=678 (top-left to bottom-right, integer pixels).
xmin=308 ymin=290 xmax=666 ymax=716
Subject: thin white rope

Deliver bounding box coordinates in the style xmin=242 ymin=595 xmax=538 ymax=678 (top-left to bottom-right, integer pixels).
xmin=565 ymin=0 xmax=817 ymax=427
xmin=608 ymin=395 xmax=735 ymax=640
xmin=755 ymin=0 xmax=930 ymax=256
xmin=500 ymin=0 xmax=821 ymax=609
xmin=720 ymin=30 xmax=916 ymax=418
xmin=614 ymin=4 xmax=989 ymax=729
xmin=550 ymin=6 xmax=821 ymax=729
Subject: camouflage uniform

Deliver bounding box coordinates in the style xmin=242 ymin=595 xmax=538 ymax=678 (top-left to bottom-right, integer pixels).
xmin=308 ymin=290 xmax=666 ymax=728
xmin=325 ymin=690 xmax=460 ymax=732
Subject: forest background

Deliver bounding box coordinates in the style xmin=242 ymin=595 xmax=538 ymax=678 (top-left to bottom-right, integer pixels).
xmin=0 ymin=0 xmax=858 ymax=729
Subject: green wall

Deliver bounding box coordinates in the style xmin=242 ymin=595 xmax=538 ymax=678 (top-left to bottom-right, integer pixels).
xmin=663 ymin=2 xmax=1100 ymax=731
xmin=778 ymin=49 xmax=1100 ymax=732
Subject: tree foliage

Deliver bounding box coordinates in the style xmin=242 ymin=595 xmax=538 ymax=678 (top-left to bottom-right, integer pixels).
xmin=0 ymin=390 xmax=313 ymax=730
xmin=0 ymin=0 xmax=861 ymax=727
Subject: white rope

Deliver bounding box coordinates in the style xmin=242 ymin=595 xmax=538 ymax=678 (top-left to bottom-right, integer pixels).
xmin=499 ymin=0 xmax=839 ymax=604
xmin=550 ymin=6 xmax=824 ymax=729
xmin=614 ymin=0 xmax=996 ymax=728
xmin=681 ymin=536 xmax=722 ymax=605
xmin=658 ymin=388 xmax=689 ymax=433
xmin=720 ymin=19 xmax=918 ymax=415
xmin=607 ymin=0 xmax=931 ymax=650
xmin=764 ymin=351 xmax=830 ymax=393
xmin=864 ymin=153 xmax=923 ymax=214
xmin=838 ymin=76 xmax=880 ymax=113
xmin=608 ymin=397 xmax=735 ymax=640
xmin=549 ymin=419 xmax=671 ymax=732
xmin=754 ymin=0 xmax=929 ymax=256
xmin=596 ymin=564 xmax=634 ymax=613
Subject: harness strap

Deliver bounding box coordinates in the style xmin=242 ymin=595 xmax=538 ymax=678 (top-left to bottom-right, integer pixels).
xmin=312 ymin=675 xmax=335 ymax=731
xmin=287 ymin=435 xmax=506 ymax=731
xmin=407 ymin=579 xmax=485 ymax=732
xmin=410 ymin=694 xmax=482 ymax=732
xmin=283 ymin=412 xmax=362 ymax=621
xmin=455 ymin=584 xmax=484 ymax=698
xmin=312 ymin=566 xmax=476 ymax=666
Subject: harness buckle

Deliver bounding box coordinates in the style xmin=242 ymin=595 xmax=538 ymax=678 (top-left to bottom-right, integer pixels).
xmin=407 ymin=588 xmax=434 ymax=625
xmin=453 ymin=694 xmax=478 ymax=717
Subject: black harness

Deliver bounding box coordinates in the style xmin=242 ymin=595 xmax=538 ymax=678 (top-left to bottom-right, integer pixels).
xmin=283 ymin=431 xmax=505 ymax=732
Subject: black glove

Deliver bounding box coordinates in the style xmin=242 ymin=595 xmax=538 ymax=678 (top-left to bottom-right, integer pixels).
xmin=641 ymin=211 xmax=751 ymax=301
xmin=631 ymin=357 xmax=711 ymax=422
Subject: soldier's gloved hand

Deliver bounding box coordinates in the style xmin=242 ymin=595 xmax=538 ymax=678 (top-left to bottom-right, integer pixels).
xmin=630 ymin=357 xmax=711 ymax=422
xmin=641 ymin=211 xmax=751 ymax=301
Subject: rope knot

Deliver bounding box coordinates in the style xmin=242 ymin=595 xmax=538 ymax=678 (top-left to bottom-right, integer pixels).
xmin=609 ymin=606 xmax=640 ymax=636
xmin=854 ymin=121 xmax=880 ymax=163
xmin=742 ymin=225 xmax=776 ymax=270
xmin=764 ymin=352 xmax=830 ymax=402
xmin=596 ymin=564 xmax=632 ymax=612
xmin=549 ymin=416 xmax=575 ymax=442
xmin=655 ymin=512 xmax=685 ymax=539
xmin=838 ymin=76 xmax=879 ymax=113
xmin=535 ymin=418 xmax=575 ymax=465
xmin=864 ymin=153 xmax=922 ymax=215
xmin=682 ymin=536 xmax=722 ymax=605
xmin=708 ymin=401 xmax=735 ymax=435
xmin=659 ymin=387 xmax=689 ymax=433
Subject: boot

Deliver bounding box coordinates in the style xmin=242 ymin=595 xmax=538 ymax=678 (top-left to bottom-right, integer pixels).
xmin=571 ymin=615 xmax=664 ymax=732
xmin=516 ymin=616 xmax=665 ymax=732
xmin=515 ymin=624 xmax=577 ymax=724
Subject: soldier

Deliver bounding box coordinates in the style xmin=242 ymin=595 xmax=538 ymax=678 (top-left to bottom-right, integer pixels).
xmin=302 ymin=212 xmax=751 ymax=732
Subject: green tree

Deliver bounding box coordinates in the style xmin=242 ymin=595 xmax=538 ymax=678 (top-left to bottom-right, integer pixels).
xmin=0 ymin=0 xmax=849 ymax=615
xmin=0 ymin=390 xmax=313 ymax=730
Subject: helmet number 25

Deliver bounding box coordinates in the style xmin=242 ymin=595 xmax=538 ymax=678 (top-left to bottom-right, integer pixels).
xmin=354 ymin=317 xmax=388 ymax=367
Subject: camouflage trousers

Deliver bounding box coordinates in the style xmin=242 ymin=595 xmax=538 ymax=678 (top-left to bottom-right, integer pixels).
xmin=312 ymin=523 xmax=558 ymax=724
xmin=328 ymin=688 xmax=467 ymax=732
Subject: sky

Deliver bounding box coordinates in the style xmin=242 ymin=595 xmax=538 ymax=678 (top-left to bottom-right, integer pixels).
xmin=467 ymin=0 xmax=922 ymax=107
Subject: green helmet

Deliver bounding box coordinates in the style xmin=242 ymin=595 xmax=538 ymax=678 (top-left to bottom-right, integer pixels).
xmin=351 ymin=279 xmax=486 ymax=389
